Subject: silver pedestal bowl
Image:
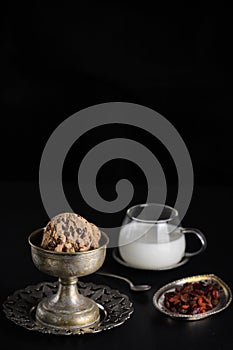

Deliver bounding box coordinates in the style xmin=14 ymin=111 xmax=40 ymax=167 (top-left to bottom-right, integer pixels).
xmin=28 ymin=228 xmax=109 ymax=330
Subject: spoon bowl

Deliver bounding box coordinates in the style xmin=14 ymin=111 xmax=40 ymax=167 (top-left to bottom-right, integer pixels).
xmin=130 ymin=284 xmax=151 ymax=292
xmin=96 ymin=271 xmax=151 ymax=292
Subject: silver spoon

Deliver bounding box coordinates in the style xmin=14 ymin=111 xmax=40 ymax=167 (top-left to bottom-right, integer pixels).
xmin=96 ymin=271 xmax=151 ymax=291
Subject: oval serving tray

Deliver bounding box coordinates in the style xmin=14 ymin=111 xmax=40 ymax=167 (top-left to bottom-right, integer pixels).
xmin=153 ymin=274 xmax=232 ymax=321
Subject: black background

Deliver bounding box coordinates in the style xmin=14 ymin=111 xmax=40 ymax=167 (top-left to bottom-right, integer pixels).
xmin=1 ymin=3 xmax=232 ymax=185
xmin=1 ymin=4 xmax=233 ymax=350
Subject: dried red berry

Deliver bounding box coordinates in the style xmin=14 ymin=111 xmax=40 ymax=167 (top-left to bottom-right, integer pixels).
xmin=164 ymin=280 xmax=220 ymax=315
xmin=212 ymin=288 xmax=219 ymax=299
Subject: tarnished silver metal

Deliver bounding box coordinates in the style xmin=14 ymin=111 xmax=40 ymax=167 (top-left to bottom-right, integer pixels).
xmin=28 ymin=228 xmax=109 ymax=330
xmin=153 ymin=274 xmax=232 ymax=321
xmin=96 ymin=271 xmax=151 ymax=291
xmin=3 ymin=281 xmax=134 ymax=335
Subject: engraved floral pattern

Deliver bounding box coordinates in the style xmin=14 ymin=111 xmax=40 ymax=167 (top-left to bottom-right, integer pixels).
xmin=3 ymin=281 xmax=134 ymax=335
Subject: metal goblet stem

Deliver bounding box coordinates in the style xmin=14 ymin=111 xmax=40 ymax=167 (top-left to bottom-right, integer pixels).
xmin=28 ymin=228 xmax=109 ymax=330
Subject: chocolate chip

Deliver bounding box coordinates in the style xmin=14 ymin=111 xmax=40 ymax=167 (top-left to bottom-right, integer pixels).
xmin=48 ymin=240 xmax=56 ymax=248
xmin=77 ymin=228 xmax=84 ymax=235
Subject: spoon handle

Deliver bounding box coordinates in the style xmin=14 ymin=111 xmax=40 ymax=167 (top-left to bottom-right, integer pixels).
xmin=96 ymin=271 xmax=132 ymax=287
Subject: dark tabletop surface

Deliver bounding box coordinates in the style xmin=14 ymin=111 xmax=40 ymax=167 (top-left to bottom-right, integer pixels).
xmin=1 ymin=182 xmax=233 ymax=350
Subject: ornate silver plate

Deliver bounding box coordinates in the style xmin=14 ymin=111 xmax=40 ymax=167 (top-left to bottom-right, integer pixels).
xmin=112 ymin=248 xmax=190 ymax=270
xmin=153 ymin=274 xmax=232 ymax=321
xmin=3 ymin=280 xmax=134 ymax=335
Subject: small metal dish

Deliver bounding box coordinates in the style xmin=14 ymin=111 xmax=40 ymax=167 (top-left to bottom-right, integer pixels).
xmin=153 ymin=274 xmax=232 ymax=321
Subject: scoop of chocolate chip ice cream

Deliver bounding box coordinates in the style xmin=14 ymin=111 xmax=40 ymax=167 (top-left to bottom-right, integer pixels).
xmin=41 ymin=213 xmax=101 ymax=253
